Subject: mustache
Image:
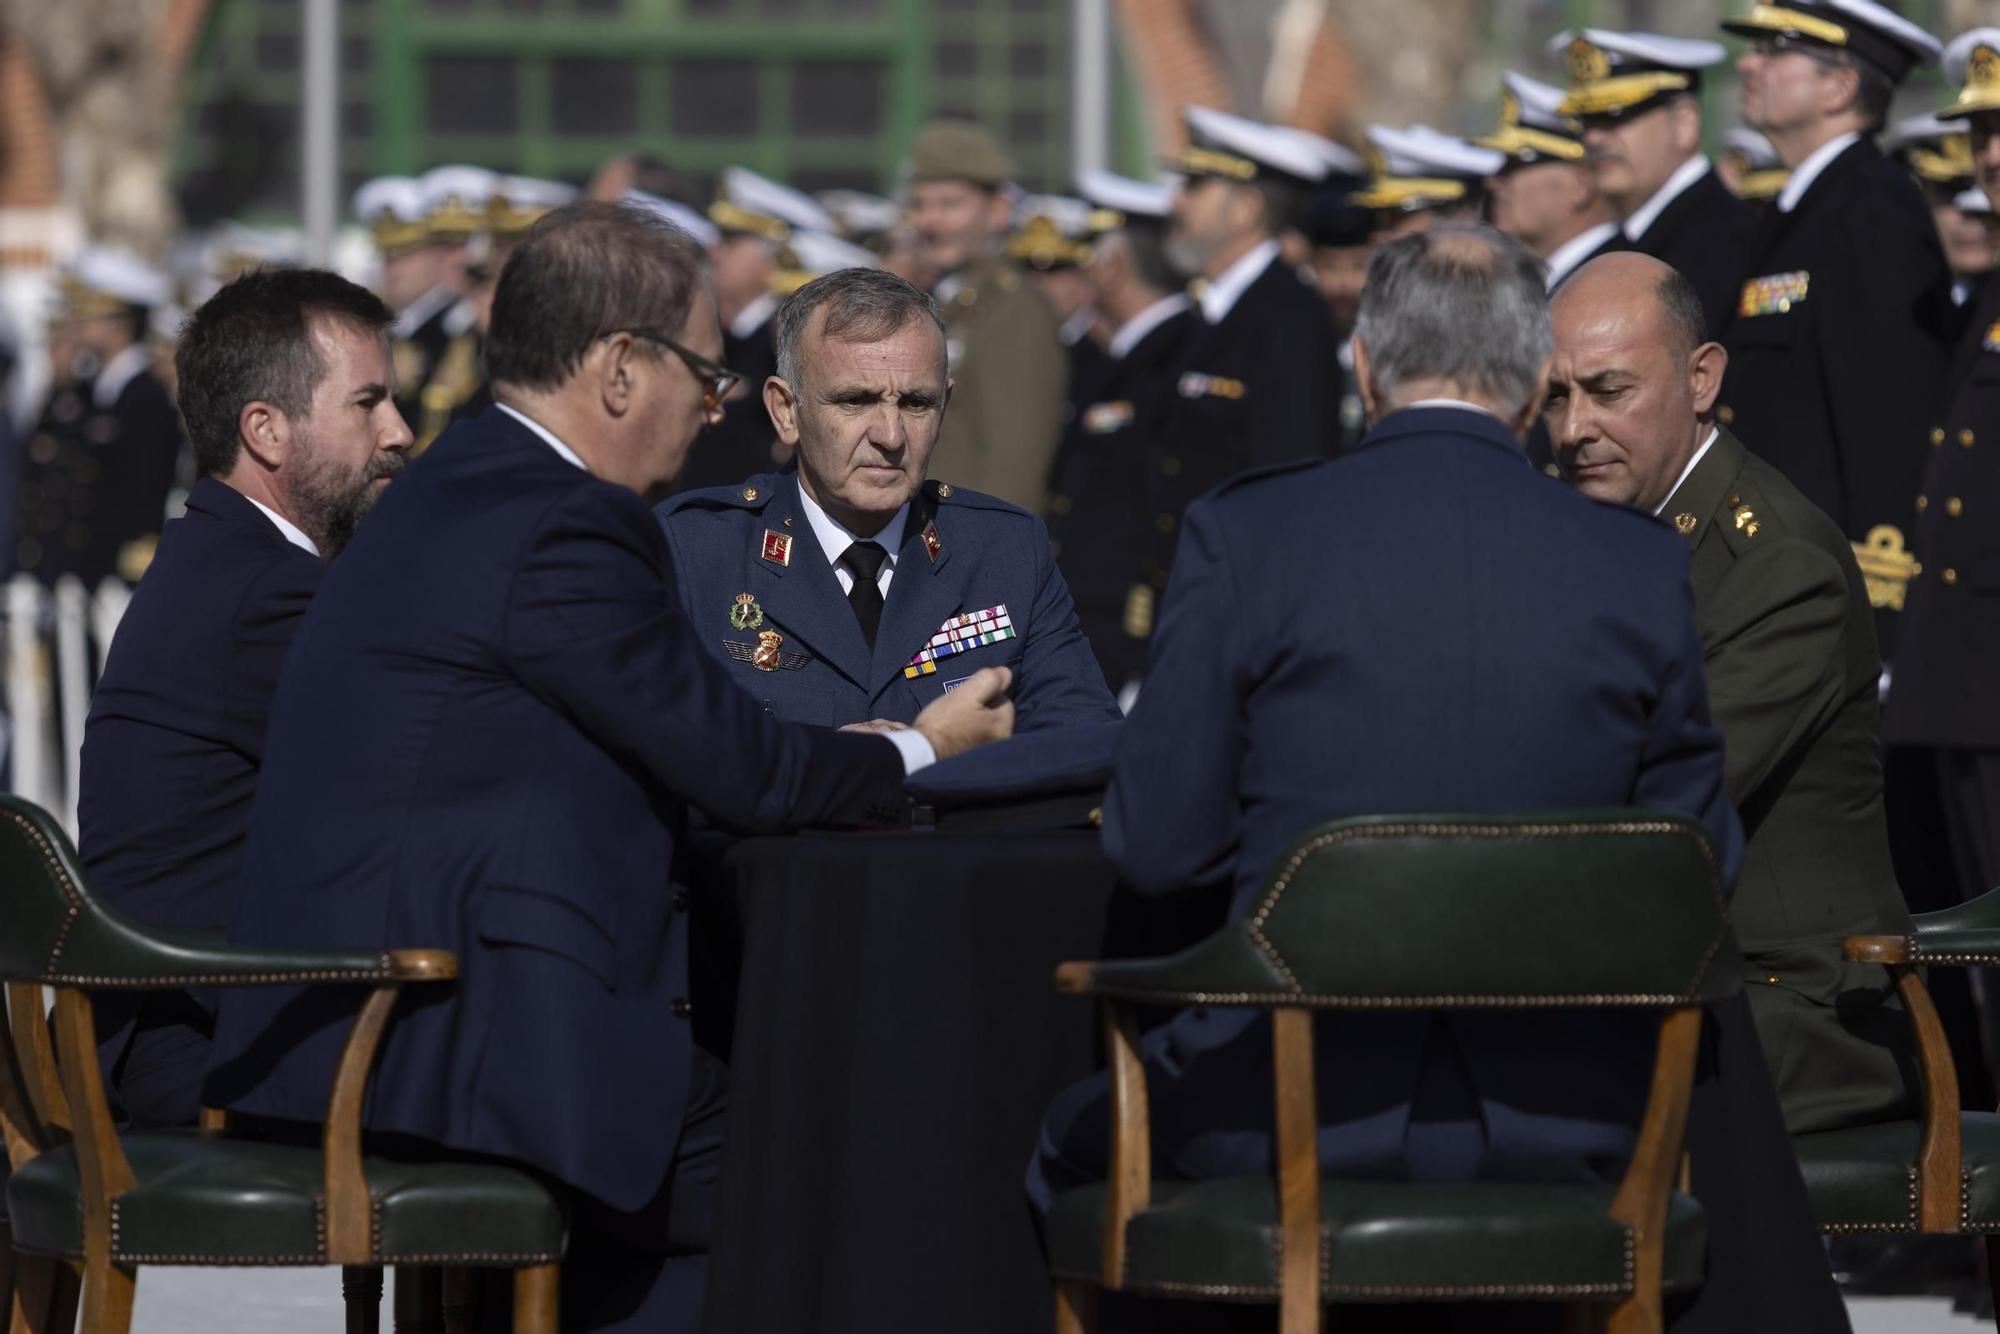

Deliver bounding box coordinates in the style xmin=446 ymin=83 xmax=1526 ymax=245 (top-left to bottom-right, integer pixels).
xmin=366 ymin=451 xmax=407 ymax=483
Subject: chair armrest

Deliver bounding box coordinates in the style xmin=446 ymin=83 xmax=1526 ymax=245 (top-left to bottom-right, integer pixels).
xmin=1848 ymin=886 xmax=2000 ymax=966
xmin=1055 ymin=925 xmax=1292 ymax=1007
xmin=54 ymin=909 xmax=456 ymax=989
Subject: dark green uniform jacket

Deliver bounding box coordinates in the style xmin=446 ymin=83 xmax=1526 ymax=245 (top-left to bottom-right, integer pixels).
xmin=1661 ymin=426 xmax=1918 ymax=1133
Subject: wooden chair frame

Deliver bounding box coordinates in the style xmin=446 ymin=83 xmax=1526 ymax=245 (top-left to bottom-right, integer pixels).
xmin=0 ymin=954 xmax=560 ymax=1334
xmin=1048 ymin=962 xmax=1707 ymax=1334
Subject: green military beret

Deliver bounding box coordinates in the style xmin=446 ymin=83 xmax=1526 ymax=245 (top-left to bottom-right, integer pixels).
xmin=908 ymin=120 xmax=1014 ymax=188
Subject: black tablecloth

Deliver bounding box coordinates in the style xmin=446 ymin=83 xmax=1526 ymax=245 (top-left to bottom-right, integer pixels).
xmin=693 ymin=829 xmax=1124 ymax=1334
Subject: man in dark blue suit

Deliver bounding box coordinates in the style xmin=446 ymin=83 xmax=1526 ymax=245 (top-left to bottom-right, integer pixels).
xmin=80 ymin=267 xmax=412 ymax=1128
xmin=1031 ymin=225 xmax=1847 ymax=1331
xmin=203 ymin=203 xmax=1013 ymax=1333
xmin=658 ymin=268 xmax=1118 ymax=732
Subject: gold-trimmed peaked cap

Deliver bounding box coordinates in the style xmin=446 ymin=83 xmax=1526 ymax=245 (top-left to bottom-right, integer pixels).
xmin=709 ymin=166 xmax=832 ymax=245
xmin=1938 ymin=28 xmax=2000 ymax=120
xmin=1477 ymin=71 xmax=1586 ymax=164
xmin=1005 ymin=195 xmax=1099 ymax=270
xmin=1352 ymin=124 xmax=1503 ymax=213
xmin=353 ymin=176 xmax=431 ymax=256
xmin=1721 ymin=1 xmax=1942 ymax=88
xmin=1884 ymin=113 xmax=1975 ymax=187
xmin=1719 ymin=127 xmax=1789 ymax=201
xmin=1171 ymin=106 xmax=1334 ymax=188
xmin=908 ymin=119 xmax=1015 ymax=189
xmin=1550 ymin=28 xmax=1727 ymax=121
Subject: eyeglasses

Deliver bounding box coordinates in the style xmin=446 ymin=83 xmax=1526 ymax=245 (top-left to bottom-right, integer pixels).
xmin=1745 ymin=33 xmax=1845 ymax=68
xmin=603 ymin=328 xmax=742 ymax=412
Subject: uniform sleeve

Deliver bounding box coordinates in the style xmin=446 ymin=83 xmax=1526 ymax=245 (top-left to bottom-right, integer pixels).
xmin=502 ymin=485 xmax=907 ymax=830
xmin=1633 ymin=574 xmax=1745 ymax=897
xmin=1699 ymin=538 xmax=1852 ymax=807
xmin=1818 ymin=203 xmax=1952 ymax=538
xmin=1101 ymin=497 xmax=1246 ymax=894
xmin=960 ymin=289 xmax=1067 ymax=507
xmin=1011 ymin=513 xmax=1122 ymax=731
xmin=220 ymin=556 xmax=322 ymax=761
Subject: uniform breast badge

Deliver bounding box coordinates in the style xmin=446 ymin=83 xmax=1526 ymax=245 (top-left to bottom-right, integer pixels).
xmin=1852 ymin=526 xmax=1917 ymax=612
xmin=1177 ymin=372 xmax=1247 ymax=401
xmin=1083 ymin=400 xmax=1135 ymax=434
xmin=1673 ymin=513 xmax=1698 ymax=537
xmin=1983 ymin=318 xmax=2000 ymax=354
xmin=1737 ymin=271 xmax=1809 ymax=318
xmin=921 ymin=521 xmax=943 ymax=562
xmin=905 ymin=604 xmax=1017 ymax=678
xmin=729 ymin=593 xmax=763 ymax=631
xmin=760 ymin=530 xmax=793 ymax=566
xmin=726 ymin=629 xmax=809 ymax=673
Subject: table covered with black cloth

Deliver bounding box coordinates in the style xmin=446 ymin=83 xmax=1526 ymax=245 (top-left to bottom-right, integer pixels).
xmin=691 ymin=827 xmax=1152 ymax=1334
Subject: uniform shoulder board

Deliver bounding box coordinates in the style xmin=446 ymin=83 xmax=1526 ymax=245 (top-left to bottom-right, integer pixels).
xmin=924 ymin=478 xmax=1029 ymax=517
xmin=1715 ymin=481 xmax=1789 ymax=550
xmin=658 ymin=476 xmax=780 ymax=517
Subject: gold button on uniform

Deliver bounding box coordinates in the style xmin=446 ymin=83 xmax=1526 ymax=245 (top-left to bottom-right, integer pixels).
xmin=935 ymin=482 xmax=953 ymax=498
xmin=1155 ymin=514 xmax=1177 ymax=534
xmin=1916 ymin=494 xmax=1928 ymax=512
xmin=1718 ymin=406 xmax=1735 ymax=425
xmin=1932 ymin=427 xmax=1947 ymax=445
xmin=1961 ymin=429 xmax=1976 ymax=447
xmin=1947 ymin=497 xmax=1964 ymax=517
xmin=742 ymin=486 xmax=759 ymax=501
xmin=1160 ymin=456 xmax=1181 ymax=477
xmin=1944 ymin=568 xmax=1960 ymax=585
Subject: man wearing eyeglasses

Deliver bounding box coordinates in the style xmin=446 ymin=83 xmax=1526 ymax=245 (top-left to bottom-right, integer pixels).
xmin=659 ymin=267 xmax=1120 ymax=734
xmin=204 ymin=201 xmax=1015 ymax=1334
xmin=1714 ymin=0 xmax=1955 ymax=655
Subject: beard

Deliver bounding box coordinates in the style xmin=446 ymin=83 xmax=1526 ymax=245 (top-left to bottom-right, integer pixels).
xmin=290 ymin=429 xmax=405 ymax=558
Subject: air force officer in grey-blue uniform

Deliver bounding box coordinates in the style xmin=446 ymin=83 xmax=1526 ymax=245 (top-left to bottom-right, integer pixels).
xmin=657 ymin=268 xmax=1119 ymax=732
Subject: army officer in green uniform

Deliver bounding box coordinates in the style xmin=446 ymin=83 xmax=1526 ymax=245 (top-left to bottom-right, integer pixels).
xmin=1547 ymin=251 xmax=1917 ymax=1133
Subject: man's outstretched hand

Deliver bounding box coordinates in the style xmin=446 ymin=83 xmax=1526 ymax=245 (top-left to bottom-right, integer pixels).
xmin=913 ymin=666 xmax=1014 ymax=761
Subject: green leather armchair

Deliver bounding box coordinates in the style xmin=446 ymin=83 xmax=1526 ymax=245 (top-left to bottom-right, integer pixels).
xmin=1789 ymin=884 xmax=2000 ymax=1327
xmin=1043 ymin=810 xmax=1739 ymax=1334
xmin=0 ymin=797 xmax=566 ymax=1334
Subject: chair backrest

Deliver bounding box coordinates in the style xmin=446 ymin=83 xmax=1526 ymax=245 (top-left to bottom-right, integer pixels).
xmin=1256 ymin=810 xmax=1732 ymax=1007
xmin=1088 ymin=810 xmax=1737 ymax=1010
xmin=0 ymin=796 xmax=100 ymax=984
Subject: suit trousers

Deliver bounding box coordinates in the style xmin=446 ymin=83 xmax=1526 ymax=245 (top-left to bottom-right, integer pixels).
xmin=98 ymin=990 xmax=214 ymax=1130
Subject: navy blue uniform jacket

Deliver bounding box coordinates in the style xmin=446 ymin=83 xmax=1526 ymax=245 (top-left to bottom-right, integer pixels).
xmin=656 ymin=471 xmax=1118 ymax=731
xmin=1106 ymin=407 xmax=1743 ymax=1174
xmin=80 ymin=477 xmax=321 ymax=929
xmin=205 ymin=407 xmax=909 ymax=1211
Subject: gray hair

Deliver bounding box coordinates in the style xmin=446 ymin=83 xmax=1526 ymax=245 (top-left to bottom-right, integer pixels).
xmin=1353 ymin=224 xmax=1553 ymax=412
xmin=773 ymin=267 xmax=946 ymax=387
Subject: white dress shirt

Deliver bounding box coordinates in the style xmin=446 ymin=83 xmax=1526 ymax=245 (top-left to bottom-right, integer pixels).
xmin=497 ymin=403 xmax=590 ymax=471
xmin=1653 ymin=427 xmax=1720 ymax=517
xmin=796 ymin=482 xmax=908 ymax=598
xmin=1622 ymin=156 xmax=1713 ymax=244
xmin=730 ymin=293 xmax=778 ymax=340
xmin=1777 ymin=132 xmax=1861 ymax=214
xmin=1544 ymin=222 xmax=1623 ymax=291
xmin=1108 ymin=294 xmax=1192 ymax=360
xmin=1197 ymin=239 xmax=1281 ymax=324
xmin=244 ymin=496 xmax=320 ymax=556
xmin=91 ymin=344 xmax=154 ymax=410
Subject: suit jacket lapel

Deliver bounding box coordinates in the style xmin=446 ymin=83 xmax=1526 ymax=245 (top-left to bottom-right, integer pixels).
xmin=750 ymin=478 xmax=873 ymax=689
xmin=869 ymin=495 xmax=960 ymax=699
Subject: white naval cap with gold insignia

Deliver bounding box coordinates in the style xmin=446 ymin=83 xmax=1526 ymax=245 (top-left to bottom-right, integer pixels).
xmin=1719 ymin=127 xmax=1790 ymax=201
xmin=62 ymin=247 xmax=173 ymax=315
xmin=774 ymin=229 xmax=880 ymax=294
xmin=1088 ymin=170 xmax=1176 ymax=224
xmin=353 ymin=176 xmax=430 ymax=255
xmin=488 ymin=176 xmax=577 ymax=238
xmin=817 ymin=189 xmax=901 ymax=243
xmin=1006 ymin=195 xmax=1097 ymax=271
xmin=1885 ymin=113 xmax=1975 ymax=187
xmin=1939 ymin=28 xmax=2000 ymax=119
xmin=711 ymin=167 xmax=832 ymax=244
xmin=1353 ymin=124 xmax=1503 ymax=212
xmin=1274 ymin=128 xmax=1367 ymax=181
xmin=1721 ymin=1 xmax=1940 ymax=87
xmin=1478 ymin=71 xmax=1586 ymax=164
xmin=1172 ymin=106 xmax=1331 ymax=187
xmin=624 ymin=189 xmax=723 ymax=248
xmin=419 ymin=164 xmax=498 ymax=242
xmin=1548 ymin=29 xmax=1727 ymax=121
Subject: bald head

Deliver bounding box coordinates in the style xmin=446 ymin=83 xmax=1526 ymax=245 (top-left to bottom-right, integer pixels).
xmin=1544 ymin=251 xmax=1728 ymax=513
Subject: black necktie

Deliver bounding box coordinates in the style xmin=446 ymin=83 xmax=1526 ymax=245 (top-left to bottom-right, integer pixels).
xmin=837 ymin=541 xmax=889 ymax=647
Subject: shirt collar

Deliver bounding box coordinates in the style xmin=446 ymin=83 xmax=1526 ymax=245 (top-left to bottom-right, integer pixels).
xmin=1108 ymin=293 xmax=1191 ymax=359
xmin=496 ymin=403 xmax=591 ymax=472
xmin=1653 ymin=426 xmax=1720 ymax=517
xmin=1544 ymin=222 xmax=1621 ymax=291
xmin=730 ymin=292 xmax=779 ymax=340
xmin=92 ymin=344 xmax=152 ymax=410
xmin=1777 ymin=132 xmax=1861 ymax=214
xmin=1622 ymin=155 xmax=1712 ymax=242
xmin=1059 ymin=306 xmax=1097 ymax=347
xmin=1197 ymin=239 xmax=1281 ymax=324
xmin=243 ymin=495 xmax=320 ymax=556
xmin=795 ymin=475 xmax=910 ymax=570
xmin=393 ymin=284 xmax=456 ymax=339
xmin=1403 ymin=398 xmax=1499 ymax=419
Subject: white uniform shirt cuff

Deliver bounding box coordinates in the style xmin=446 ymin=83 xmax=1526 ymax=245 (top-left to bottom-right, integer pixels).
xmin=888 ymin=729 xmax=938 ymax=774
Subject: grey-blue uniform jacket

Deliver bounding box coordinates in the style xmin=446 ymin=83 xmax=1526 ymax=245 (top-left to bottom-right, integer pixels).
xmin=657 ymin=470 xmax=1120 ymax=731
